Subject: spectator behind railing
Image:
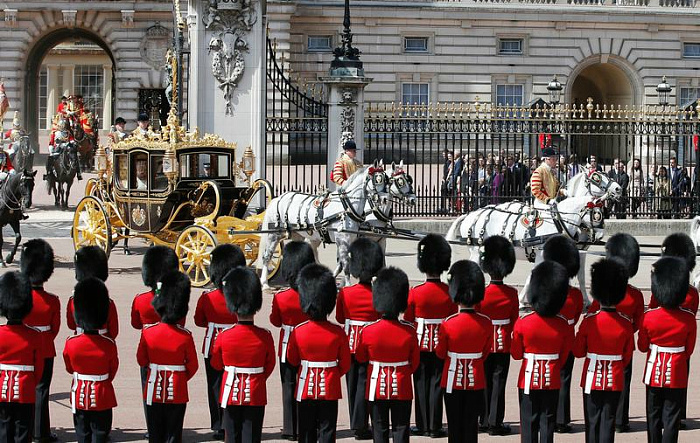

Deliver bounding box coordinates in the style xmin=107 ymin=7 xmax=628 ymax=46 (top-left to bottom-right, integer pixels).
xmin=440 ymin=149 xmax=454 ymax=214
xmin=630 ymin=158 xmax=644 ymax=216
xmin=656 ymin=166 xmax=672 ymax=219
xmin=567 ymin=154 xmax=583 ymax=179
xmin=608 ymin=158 xmax=629 ymax=219
xmin=492 ymin=163 xmax=504 ymax=204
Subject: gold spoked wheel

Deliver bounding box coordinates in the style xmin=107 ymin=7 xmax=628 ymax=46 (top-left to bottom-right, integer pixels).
xmin=242 ymin=239 xmax=282 ymax=281
xmin=72 ymin=196 xmax=113 ymax=257
xmin=175 ymin=225 xmax=218 ymax=287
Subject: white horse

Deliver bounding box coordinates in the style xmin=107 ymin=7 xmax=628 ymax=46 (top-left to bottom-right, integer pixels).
xmin=446 ymin=171 xmax=622 ymax=306
xmin=690 ymin=216 xmax=700 ymax=289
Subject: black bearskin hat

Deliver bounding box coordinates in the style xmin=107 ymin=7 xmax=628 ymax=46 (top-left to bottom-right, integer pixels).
xmin=20 ymin=239 xmax=54 ymax=285
xmin=152 ymin=271 xmax=191 ymax=324
xmin=590 ymin=258 xmax=628 ymax=307
xmin=661 ymin=233 xmax=696 ymax=273
xmin=651 ymin=256 xmax=689 ymax=309
xmin=73 ymin=277 xmax=110 ymax=331
xmin=349 ymin=238 xmax=385 ymax=283
xmin=543 ymin=235 xmax=580 ymax=279
xmin=75 ymin=246 xmax=109 ymax=282
xmin=448 ymin=260 xmax=485 ymax=306
xmin=605 ymin=233 xmax=640 ymax=278
xmin=280 ymin=241 xmax=316 ymax=290
xmin=528 ymin=261 xmax=569 ymax=317
xmin=417 ymin=234 xmax=451 ymax=275
xmin=298 ymin=264 xmax=337 ymax=320
xmin=372 ymin=267 xmax=409 ymax=317
xmin=210 ymin=244 xmax=246 ymax=290
xmin=142 ymin=246 xmax=179 ymax=290
xmin=0 ymin=271 xmax=32 ymax=321
xmin=481 ymin=236 xmax=515 ymax=280
xmin=222 ymin=267 xmax=262 ymax=316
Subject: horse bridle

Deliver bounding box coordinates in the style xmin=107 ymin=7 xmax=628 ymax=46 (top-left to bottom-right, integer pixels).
xmin=0 ymin=173 xmax=31 ymax=212
xmin=585 ymin=172 xmax=614 ymax=199
xmin=339 ymin=168 xmax=387 ymax=223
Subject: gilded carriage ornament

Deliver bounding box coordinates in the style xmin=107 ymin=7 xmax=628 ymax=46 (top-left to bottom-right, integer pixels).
xmin=132 ymin=205 xmax=147 ymax=227
xmin=203 ymin=0 xmax=258 ymax=116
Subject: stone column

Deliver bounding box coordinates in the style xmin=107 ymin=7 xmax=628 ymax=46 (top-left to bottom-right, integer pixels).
xmin=46 ymin=65 xmax=59 ymax=129
xmin=62 ymin=65 xmax=74 ymax=97
xmin=102 ymin=64 xmax=113 ymax=130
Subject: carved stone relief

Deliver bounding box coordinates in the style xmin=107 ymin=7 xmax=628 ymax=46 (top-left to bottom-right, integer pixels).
xmin=140 ymin=23 xmax=171 ymax=71
xmin=340 ymin=87 xmax=357 ymax=139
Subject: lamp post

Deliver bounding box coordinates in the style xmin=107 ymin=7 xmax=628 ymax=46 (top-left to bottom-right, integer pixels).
xmin=656 ymin=75 xmax=672 ymax=107
xmin=547 ymin=75 xmax=563 ymax=107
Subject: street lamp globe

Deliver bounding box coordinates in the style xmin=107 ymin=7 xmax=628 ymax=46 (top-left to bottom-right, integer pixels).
xmin=547 ymin=75 xmax=563 ymax=106
xmin=656 ymin=76 xmax=672 ymax=106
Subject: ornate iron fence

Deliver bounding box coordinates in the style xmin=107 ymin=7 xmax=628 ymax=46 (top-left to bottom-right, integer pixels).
xmin=364 ymin=99 xmax=700 ymax=218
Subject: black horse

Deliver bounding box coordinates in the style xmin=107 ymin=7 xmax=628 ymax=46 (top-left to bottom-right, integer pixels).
xmin=0 ymin=170 xmax=35 ymax=266
xmin=46 ymin=141 xmax=79 ymax=208
xmin=11 ymin=135 xmax=35 ymax=173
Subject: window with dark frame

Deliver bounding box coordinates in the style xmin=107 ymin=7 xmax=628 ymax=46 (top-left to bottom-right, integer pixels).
xmin=404 ymin=36 xmax=429 ymax=53
xmin=683 ymin=43 xmax=700 ymax=58
xmin=499 ymin=38 xmax=523 ymax=55
xmin=307 ymin=35 xmax=333 ymax=52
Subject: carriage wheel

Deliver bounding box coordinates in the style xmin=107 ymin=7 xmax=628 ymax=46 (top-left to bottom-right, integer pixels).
xmin=72 ymin=196 xmax=112 ymax=257
xmin=242 ymin=239 xmax=282 ymax=281
xmin=175 ymin=226 xmax=218 ymax=287
xmin=84 ymin=178 xmax=99 ymax=197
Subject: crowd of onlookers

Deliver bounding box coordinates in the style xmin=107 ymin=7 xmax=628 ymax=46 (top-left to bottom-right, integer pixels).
xmin=439 ymin=148 xmax=698 ymax=218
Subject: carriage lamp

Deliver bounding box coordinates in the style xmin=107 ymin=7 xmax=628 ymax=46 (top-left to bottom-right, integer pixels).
xmin=240 ymin=146 xmax=255 ymax=183
xmin=656 ymin=76 xmax=672 ymax=107
xmin=547 ymin=75 xmax=563 ymax=106
xmin=163 ymin=146 xmax=178 ymax=184
xmin=94 ymin=145 xmax=108 ymax=176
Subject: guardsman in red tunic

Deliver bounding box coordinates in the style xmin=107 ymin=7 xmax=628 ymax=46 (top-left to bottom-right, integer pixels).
xmin=194 ymin=244 xmax=244 ymax=441
xmin=436 ymin=261 xmax=492 ymax=442
xmin=20 ymin=239 xmax=60 ymax=443
xmin=542 ymin=235 xmax=584 ymax=434
xmin=476 ymin=235 xmax=517 ymax=436
xmin=136 ymin=271 xmax=198 ymax=443
xmin=286 ymin=264 xmax=351 ymax=443
xmin=336 ymin=238 xmax=383 ymax=440
xmin=66 ymin=246 xmax=119 ymax=339
xmin=270 ymin=242 xmax=314 ymax=440
xmin=0 ymin=272 xmax=44 ymax=443
xmin=355 ymin=267 xmax=420 ymax=443
xmin=512 ymin=261 xmax=573 ymax=443
xmin=587 ymin=233 xmax=644 ymax=433
xmin=639 ymin=257 xmax=697 ymax=443
xmin=64 ymin=278 xmax=119 ymax=443
xmin=404 ymin=234 xmax=456 ymax=438
xmin=573 ymin=259 xmax=634 ymax=442
xmin=210 ymin=267 xmax=276 ymax=443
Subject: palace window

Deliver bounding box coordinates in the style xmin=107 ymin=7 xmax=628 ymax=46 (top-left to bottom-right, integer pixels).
xmin=682 ymin=43 xmax=700 ymax=58
xmin=679 ymin=87 xmax=700 ymax=106
xmin=498 ymin=38 xmax=523 ymax=55
xmin=496 ymin=84 xmax=524 ymax=106
xmin=402 ymin=83 xmax=429 ymax=106
xmin=307 ymin=35 xmax=333 ymax=52
xmin=38 ymin=68 xmax=48 ymax=130
xmin=74 ymin=65 xmax=104 ymax=116
xmin=404 ymin=37 xmax=429 ymax=53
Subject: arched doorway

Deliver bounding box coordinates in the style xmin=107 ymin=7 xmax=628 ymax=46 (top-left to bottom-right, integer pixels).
xmin=570 ymin=63 xmax=636 ymax=107
xmin=24 ymin=28 xmax=116 ymax=153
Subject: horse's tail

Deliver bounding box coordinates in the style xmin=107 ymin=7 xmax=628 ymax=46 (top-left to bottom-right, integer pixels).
xmin=45 ymin=169 xmax=54 ymax=195
xmin=446 ymin=214 xmax=468 ymax=241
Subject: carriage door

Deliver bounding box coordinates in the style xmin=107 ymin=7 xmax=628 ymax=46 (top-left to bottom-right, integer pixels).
xmin=126 ymin=151 xmax=152 ymax=232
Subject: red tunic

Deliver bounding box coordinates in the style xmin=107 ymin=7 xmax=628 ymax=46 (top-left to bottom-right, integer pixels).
xmin=130 ymin=290 xmax=184 ymax=330
xmin=24 ymin=288 xmax=61 ymax=357
xmin=404 ymin=280 xmax=458 ymax=352
xmin=355 ymin=319 xmax=420 ymax=401
xmin=0 ymin=324 xmax=45 ymax=404
xmin=511 ymin=312 xmax=573 ymax=392
xmin=335 ymin=283 xmax=381 ymax=353
xmin=286 ymin=320 xmax=351 ymax=401
xmin=136 ymin=323 xmax=199 ymax=404
xmin=638 ymin=307 xmax=697 ymax=389
xmin=588 ymin=284 xmax=644 ymax=332
xmin=476 ymin=282 xmax=519 ymax=353
xmin=210 ymin=322 xmax=276 ymax=406
xmin=573 ymin=308 xmax=634 ymax=392
xmin=435 ymin=309 xmax=492 ymax=392
xmin=66 ymin=297 xmax=119 ymax=339
xmin=648 ymin=286 xmax=699 ymax=314
xmin=269 ymin=288 xmax=310 ymax=361
xmin=63 ymin=333 xmax=118 ymax=411
xmin=559 ymin=286 xmax=584 ymax=329
xmin=194 ymin=289 xmax=238 ymax=358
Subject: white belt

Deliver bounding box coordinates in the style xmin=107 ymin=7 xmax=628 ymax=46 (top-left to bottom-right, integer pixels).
xmin=368 ymin=360 xmax=410 ymax=401
xmin=31 ymin=325 xmax=51 ymax=332
xmin=71 ymin=372 xmax=109 ymax=413
xmin=146 ymin=364 xmax=186 ymax=405
xmin=296 ymin=360 xmax=338 ymax=401
xmin=446 ymin=352 xmax=482 ymax=394
xmin=523 ymin=353 xmax=559 ymax=395
xmin=416 ymin=317 xmax=443 ymax=347
xmin=280 ymin=324 xmax=294 ymax=364
xmin=204 ymin=322 xmax=234 ymax=358
xmin=491 ymin=319 xmax=511 ymax=326
xmin=0 ymin=364 xmax=33 ymax=372
xmin=344 ymin=319 xmax=373 ymax=333
xmin=584 ymin=353 xmax=623 ymax=394
xmin=644 ymin=345 xmax=685 ymax=385
xmin=221 ymin=366 xmax=264 ymax=407
xmin=76 ymin=327 xmax=108 ymax=335
xmin=566 ymin=319 xmax=576 ymax=326
xmin=344 ymin=320 xmax=373 ymax=351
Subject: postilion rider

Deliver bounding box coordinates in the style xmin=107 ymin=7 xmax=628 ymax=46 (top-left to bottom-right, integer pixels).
xmin=332 ymin=140 xmax=362 ymax=187
xmin=529 ymin=146 xmax=567 ymax=207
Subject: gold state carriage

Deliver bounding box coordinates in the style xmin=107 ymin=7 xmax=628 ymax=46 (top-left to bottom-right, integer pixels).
xmin=71 ymin=118 xmax=281 ymax=287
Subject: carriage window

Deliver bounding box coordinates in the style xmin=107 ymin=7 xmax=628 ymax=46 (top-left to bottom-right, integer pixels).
xmin=179 ymin=153 xmax=231 ymax=179
xmin=151 ymin=155 xmax=168 ymax=191
xmin=131 ymin=153 xmax=148 ymax=191
xmin=114 ymin=154 xmax=128 ymax=190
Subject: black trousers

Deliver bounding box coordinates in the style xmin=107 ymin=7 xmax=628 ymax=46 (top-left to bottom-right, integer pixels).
xmin=74 ymin=409 xmax=112 ymax=443
xmin=646 ymin=386 xmax=684 ymax=443
xmin=615 ymin=357 xmax=633 ymax=427
xmin=204 ymin=358 xmax=224 ymax=432
xmin=346 ymin=355 xmax=370 ymax=432
xmin=223 ymin=405 xmax=264 ymax=443
xmin=445 ymin=389 xmax=483 ymax=443
xmin=519 ymin=389 xmax=558 ymax=443
xmin=482 ymin=352 xmax=510 ymax=427
xmin=680 ymin=361 xmax=689 ymax=421
xmin=34 ymin=357 xmax=53 ymax=440
xmin=279 ymin=361 xmax=297 ymax=437
xmin=146 ymin=403 xmax=186 ymax=443
xmin=297 ymin=400 xmax=338 ymax=443
xmin=556 ymin=352 xmax=575 ymax=425
xmin=0 ymin=402 xmax=33 ymax=443
xmin=370 ymin=400 xmax=411 ymax=443
xmin=583 ymin=391 xmax=620 ymax=443
xmin=412 ymin=352 xmax=444 ymax=432
xmin=140 ymin=366 xmax=149 ymax=430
